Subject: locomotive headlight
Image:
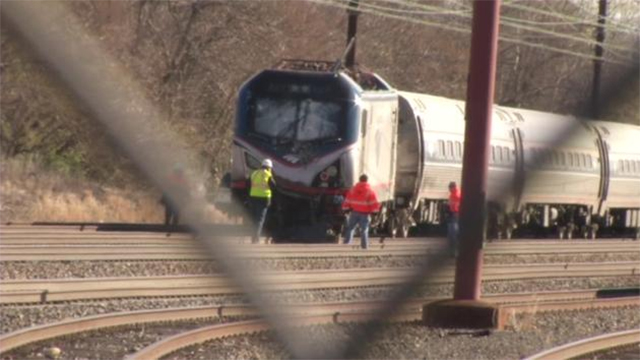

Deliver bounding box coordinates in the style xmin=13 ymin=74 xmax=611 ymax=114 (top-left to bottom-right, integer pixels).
xmin=314 ymin=162 xmax=341 ymax=187
xmin=320 ymin=165 xmax=338 ymax=182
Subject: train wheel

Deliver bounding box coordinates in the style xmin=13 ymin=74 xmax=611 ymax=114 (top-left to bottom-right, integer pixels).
xmin=387 ymin=218 xmax=397 ymax=238
xmin=397 ymin=223 xmax=410 ymax=238
xmin=505 ymin=228 xmax=512 ymax=240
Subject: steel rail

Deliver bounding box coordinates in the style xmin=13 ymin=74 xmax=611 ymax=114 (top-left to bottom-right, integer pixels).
xmin=1 ymin=263 xmax=638 ymax=304
xmin=127 ymin=313 xmax=418 ymax=360
xmin=0 ymin=301 xmax=418 ymax=354
xmin=1 ymin=230 xmax=636 ymax=244
xmin=1 ymin=242 xmax=638 ymax=261
xmin=2 ymin=291 xmax=634 ymax=356
xmin=131 ymin=297 xmax=640 ymax=360
xmin=524 ymin=329 xmax=640 ymax=360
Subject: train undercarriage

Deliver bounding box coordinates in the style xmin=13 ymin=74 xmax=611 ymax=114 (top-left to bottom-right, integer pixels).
xmin=228 ymin=185 xmax=639 ymax=241
xmin=401 ymin=199 xmax=640 ymax=240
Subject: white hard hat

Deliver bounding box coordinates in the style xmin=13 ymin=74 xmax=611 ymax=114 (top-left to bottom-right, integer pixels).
xmin=262 ymin=159 xmax=273 ymax=168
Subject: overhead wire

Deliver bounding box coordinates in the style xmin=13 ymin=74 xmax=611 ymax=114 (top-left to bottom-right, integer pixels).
xmin=308 ymin=0 xmax=637 ymax=66
xmin=349 ymin=0 xmax=639 ymax=59
xmin=502 ymin=0 xmax=640 ymax=35
xmin=375 ymin=0 xmax=639 ymax=42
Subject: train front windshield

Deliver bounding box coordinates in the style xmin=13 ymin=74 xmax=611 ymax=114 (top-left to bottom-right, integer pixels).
xmin=252 ymin=97 xmax=344 ymax=142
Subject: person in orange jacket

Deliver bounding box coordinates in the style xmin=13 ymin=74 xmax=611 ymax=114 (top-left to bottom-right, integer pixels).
xmin=342 ymin=174 xmax=381 ymax=249
xmin=447 ymin=181 xmax=461 ymax=257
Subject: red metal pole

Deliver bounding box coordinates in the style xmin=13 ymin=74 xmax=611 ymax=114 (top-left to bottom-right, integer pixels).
xmin=453 ymin=0 xmax=501 ymax=300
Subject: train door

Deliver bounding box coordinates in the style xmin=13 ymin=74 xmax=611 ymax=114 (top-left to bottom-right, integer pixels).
xmin=593 ymin=126 xmax=610 ymax=215
xmin=359 ymin=99 xmax=397 ymax=202
xmin=511 ymin=128 xmax=525 ymax=211
xmin=359 ymin=107 xmax=370 ymax=179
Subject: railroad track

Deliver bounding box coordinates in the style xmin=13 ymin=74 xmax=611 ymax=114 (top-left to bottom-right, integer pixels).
xmin=1 ymin=235 xmax=638 ymax=261
xmin=3 ymin=244 xmax=639 ymax=261
xmin=525 ymin=329 xmax=640 ymax=360
xmin=2 ymin=262 xmax=638 ymax=304
xmin=2 ymin=224 xmax=638 ymax=358
xmin=1 ymin=291 xmax=638 ymax=358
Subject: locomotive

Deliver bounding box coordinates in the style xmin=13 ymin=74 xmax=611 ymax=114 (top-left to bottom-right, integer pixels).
xmin=226 ymin=59 xmax=640 ymax=241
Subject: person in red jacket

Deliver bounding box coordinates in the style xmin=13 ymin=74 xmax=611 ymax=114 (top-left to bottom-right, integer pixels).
xmin=342 ymin=174 xmax=381 ymax=249
xmin=447 ymin=181 xmax=462 ymax=257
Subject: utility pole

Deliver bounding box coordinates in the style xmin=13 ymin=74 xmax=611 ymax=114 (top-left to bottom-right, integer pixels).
xmin=453 ymin=0 xmax=502 ymax=301
xmin=591 ymin=0 xmax=607 ymax=119
xmin=424 ymin=0 xmax=503 ymax=329
xmin=345 ymin=0 xmax=359 ymax=69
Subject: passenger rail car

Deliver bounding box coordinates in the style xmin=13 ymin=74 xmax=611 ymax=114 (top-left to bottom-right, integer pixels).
xmin=227 ymin=60 xmax=640 ymax=240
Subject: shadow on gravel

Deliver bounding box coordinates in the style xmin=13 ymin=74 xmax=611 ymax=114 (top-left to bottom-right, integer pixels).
xmin=30 ymin=221 xmax=250 ymax=236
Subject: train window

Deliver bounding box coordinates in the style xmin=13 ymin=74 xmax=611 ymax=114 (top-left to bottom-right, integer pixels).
xmin=447 ymin=141 xmax=454 ymax=159
xmin=618 ymin=160 xmax=624 ymax=173
xmin=631 ymin=160 xmax=637 ymax=173
xmin=586 ymin=155 xmax=592 ymax=169
xmin=455 ymin=142 xmax=462 ymax=159
xmin=559 ymin=152 xmax=565 ymax=166
xmin=552 ymin=151 xmax=559 ymax=166
xmin=497 ymin=146 xmax=503 ymax=163
xmin=580 ymin=154 xmax=587 ymax=169
xmin=574 ymin=153 xmax=580 ymax=168
xmin=625 ymin=160 xmax=630 ymax=173
xmin=502 ymin=147 xmax=510 ymax=163
xmin=361 ymin=110 xmax=368 ymax=137
xmin=544 ymin=149 xmax=552 ymax=166
xmin=568 ymin=153 xmax=574 ymax=167
xmin=438 ymin=140 xmax=445 ymax=159
xmin=491 ymin=146 xmax=497 ymax=164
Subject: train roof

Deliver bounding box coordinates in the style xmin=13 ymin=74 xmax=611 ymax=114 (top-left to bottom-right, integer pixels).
xmin=590 ymin=120 xmax=640 ymax=156
xmin=396 ymin=91 xmax=611 ymax=150
xmin=273 ymin=59 xmax=392 ymax=91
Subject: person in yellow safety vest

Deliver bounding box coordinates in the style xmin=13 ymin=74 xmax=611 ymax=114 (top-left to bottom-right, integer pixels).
xmin=249 ymin=159 xmax=276 ymax=244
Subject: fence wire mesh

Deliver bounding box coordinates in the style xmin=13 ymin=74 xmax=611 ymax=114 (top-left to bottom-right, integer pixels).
xmin=1 ymin=1 xmax=638 ymax=359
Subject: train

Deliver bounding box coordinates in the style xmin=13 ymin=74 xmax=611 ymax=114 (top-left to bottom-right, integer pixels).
xmin=224 ymin=59 xmax=640 ymax=241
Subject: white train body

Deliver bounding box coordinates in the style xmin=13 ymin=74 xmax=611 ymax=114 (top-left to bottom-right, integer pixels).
xmin=396 ymin=92 xmax=640 ymax=238
xmin=228 ymin=63 xmax=640 ymax=240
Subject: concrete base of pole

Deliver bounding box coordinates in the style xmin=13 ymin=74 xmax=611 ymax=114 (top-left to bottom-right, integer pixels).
xmin=423 ymin=300 xmax=505 ymax=330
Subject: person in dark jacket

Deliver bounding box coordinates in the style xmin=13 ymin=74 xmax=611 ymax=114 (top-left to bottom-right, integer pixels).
xmin=342 ymin=174 xmax=381 ymax=249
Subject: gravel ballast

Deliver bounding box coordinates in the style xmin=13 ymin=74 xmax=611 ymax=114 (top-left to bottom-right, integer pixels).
xmin=2 ymin=252 xmax=639 ymax=280
xmin=165 ymin=307 xmax=640 ymax=360
xmin=1 ymin=317 xmax=250 ymax=360
xmin=2 ymin=276 xmax=638 ymax=335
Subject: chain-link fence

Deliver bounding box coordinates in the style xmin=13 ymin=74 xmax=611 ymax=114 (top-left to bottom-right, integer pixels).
xmin=2 ymin=1 xmax=638 ymax=359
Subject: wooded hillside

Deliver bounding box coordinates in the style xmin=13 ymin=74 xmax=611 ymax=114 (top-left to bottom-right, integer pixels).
xmin=1 ymin=0 xmax=638 ymax=189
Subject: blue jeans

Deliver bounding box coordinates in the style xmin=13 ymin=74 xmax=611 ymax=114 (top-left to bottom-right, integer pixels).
xmin=344 ymin=212 xmax=371 ymax=249
xmin=250 ymin=197 xmax=269 ymax=243
xmin=447 ymin=214 xmax=459 ymax=256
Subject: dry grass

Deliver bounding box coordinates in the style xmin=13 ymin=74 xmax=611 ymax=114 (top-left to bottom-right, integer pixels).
xmin=0 ymin=158 xmax=234 ymax=224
